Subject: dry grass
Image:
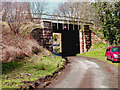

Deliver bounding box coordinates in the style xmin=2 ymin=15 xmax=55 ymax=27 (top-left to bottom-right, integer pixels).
xmin=2 ymin=36 xmax=41 ymax=62
xmin=1 ymin=22 xmax=42 ymax=62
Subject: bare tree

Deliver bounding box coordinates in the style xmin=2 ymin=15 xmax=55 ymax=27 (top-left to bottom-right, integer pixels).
xmin=53 ymin=1 xmax=97 ymax=24
xmin=24 ymin=2 xmax=33 ymax=22
xmin=1 ymin=2 xmax=31 ymax=35
xmin=31 ymin=0 xmax=48 ymax=19
xmin=0 ymin=2 xmax=2 ymax=20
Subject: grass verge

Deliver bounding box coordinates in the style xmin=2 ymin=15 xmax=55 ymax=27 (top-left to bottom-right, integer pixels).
xmin=2 ymin=53 xmax=65 ymax=88
xmin=77 ymin=42 xmax=120 ymax=68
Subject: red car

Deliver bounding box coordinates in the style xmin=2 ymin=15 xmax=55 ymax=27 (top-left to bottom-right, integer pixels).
xmin=105 ymin=46 xmax=120 ymax=62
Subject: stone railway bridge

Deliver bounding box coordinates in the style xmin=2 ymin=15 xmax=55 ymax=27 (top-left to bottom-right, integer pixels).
xmin=29 ymin=13 xmax=93 ymax=57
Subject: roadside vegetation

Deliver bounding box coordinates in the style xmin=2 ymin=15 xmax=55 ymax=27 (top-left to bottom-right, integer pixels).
xmin=1 ymin=20 xmax=65 ymax=88
xmin=78 ymin=42 xmax=119 ymax=68
xmin=1 ymin=21 xmax=65 ymax=88
xmin=1 ymin=2 xmax=66 ymax=89
xmin=53 ymin=34 xmax=61 ymax=53
xmin=92 ymin=2 xmax=120 ymax=45
xmin=1 ymin=21 xmax=42 ymax=63
xmin=54 ymin=45 xmax=61 ymax=53
xmin=2 ymin=50 xmax=65 ymax=88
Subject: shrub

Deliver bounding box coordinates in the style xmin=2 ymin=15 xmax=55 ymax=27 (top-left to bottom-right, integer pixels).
xmin=2 ymin=37 xmax=41 ymax=62
xmin=1 ymin=21 xmax=42 ymax=62
xmin=19 ymin=22 xmax=42 ymax=37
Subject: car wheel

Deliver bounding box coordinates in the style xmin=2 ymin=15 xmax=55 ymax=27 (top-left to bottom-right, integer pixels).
xmin=111 ymin=57 xmax=115 ymax=63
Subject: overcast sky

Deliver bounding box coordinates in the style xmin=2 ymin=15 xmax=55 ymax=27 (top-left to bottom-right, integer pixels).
xmin=46 ymin=1 xmax=64 ymax=14
xmin=38 ymin=0 xmax=65 ymax=14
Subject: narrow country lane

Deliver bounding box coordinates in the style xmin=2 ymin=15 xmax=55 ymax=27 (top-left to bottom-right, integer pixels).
xmin=46 ymin=56 xmax=119 ymax=88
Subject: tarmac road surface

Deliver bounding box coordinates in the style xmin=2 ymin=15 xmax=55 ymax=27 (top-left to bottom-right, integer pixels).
xmin=46 ymin=56 xmax=119 ymax=88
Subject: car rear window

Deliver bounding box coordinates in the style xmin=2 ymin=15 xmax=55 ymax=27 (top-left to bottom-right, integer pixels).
xmin=111 ymin=47 xmax=120 ymax=52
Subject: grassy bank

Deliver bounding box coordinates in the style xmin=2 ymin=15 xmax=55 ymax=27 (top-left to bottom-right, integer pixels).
xmin=1 ymin=21 xmax=65 ymax=88
xmin=78 ymin=42 xmax=119 ymax=68
xmin=2 ymin=52 xmax=65 ymax=88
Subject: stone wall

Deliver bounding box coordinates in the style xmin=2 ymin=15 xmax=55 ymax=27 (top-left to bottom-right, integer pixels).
xmin=80 ymin=25 xmax=91 ymax=53
xmin=91 ymin=32 xmax=105 ymax=44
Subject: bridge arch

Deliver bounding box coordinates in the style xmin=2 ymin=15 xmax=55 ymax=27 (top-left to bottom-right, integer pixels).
xmin=30 ymin=28 xmax=44 ymax=45
xmin=30 ymin=27 xmax=53 ymax=52
xmin=29 ymin=21 xmax=91 ymax=57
